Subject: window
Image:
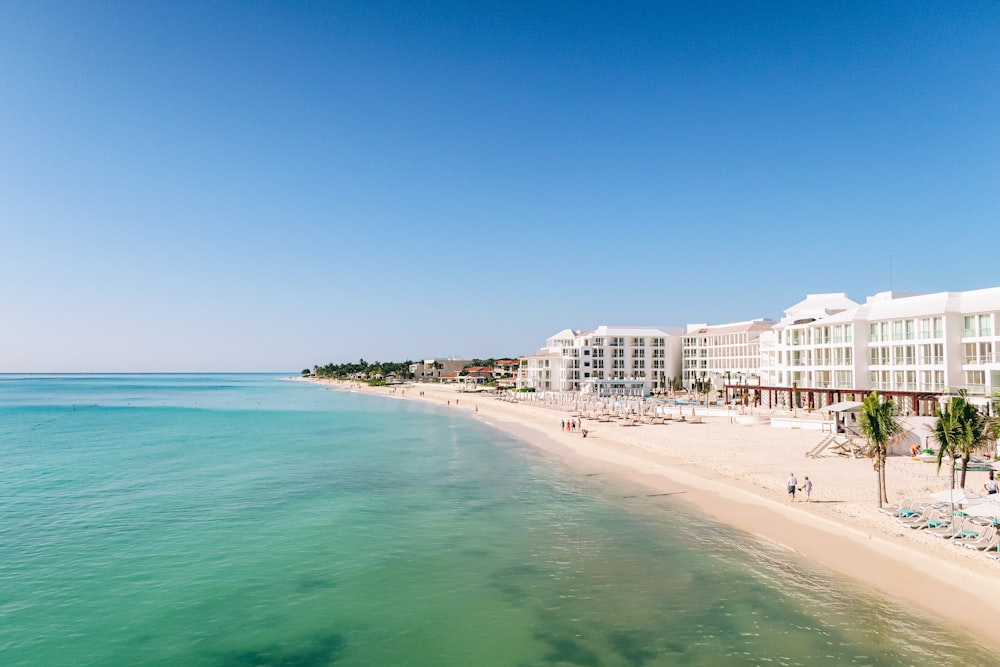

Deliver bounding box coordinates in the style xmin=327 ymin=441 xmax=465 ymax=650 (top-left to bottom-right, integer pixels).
xmin=980 ymin=314 xmax=992 ymax=337
xmin=965 ymin=316 xmax=976 ymax=337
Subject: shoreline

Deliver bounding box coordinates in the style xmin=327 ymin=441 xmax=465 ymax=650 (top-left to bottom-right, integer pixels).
xmin=303 ymin=378 xmax=1000 ymax=648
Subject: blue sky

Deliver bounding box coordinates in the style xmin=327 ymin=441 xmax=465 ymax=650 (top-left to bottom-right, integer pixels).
xmin=2 ymin=2 xmax=997 ymax=372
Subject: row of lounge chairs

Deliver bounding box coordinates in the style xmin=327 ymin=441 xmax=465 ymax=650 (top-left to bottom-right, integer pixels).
xmin=881 ymin=498 xmax=1000 ymax=554
xmin=577 ymin=412 xmax=704 ymax=425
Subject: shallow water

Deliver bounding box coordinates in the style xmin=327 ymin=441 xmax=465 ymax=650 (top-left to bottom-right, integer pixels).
xmin=0 ymin=375 xmax=990 ymax=665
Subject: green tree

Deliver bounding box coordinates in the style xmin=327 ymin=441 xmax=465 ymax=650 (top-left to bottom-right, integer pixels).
xmin=858 ymin=391 xmax=902 ymax=507
xmin=933 ymin=393 xmax=993 ymax=489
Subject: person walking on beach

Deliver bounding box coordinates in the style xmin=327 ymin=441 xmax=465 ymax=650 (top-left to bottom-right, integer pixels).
xmin=985 ymin=471 xmax=998 ymax=495
xmin=799 ymin=476 xmax=813 ymax=502
xmin=787 ymin=473 xmax=798 ymax=501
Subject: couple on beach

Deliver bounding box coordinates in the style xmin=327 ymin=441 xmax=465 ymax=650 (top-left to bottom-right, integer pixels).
xmin=787 ymin=473 xmax=812 ymax=502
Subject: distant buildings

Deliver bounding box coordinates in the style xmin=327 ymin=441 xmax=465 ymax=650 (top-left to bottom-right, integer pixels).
xmin=516 ymin=325 xmax=682 ymax=396
xmin=516 ymin=286 xmax=1000 ymax=411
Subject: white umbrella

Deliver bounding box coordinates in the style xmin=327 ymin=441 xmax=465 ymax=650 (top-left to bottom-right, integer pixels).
xmin=930 ymin=488 xmax=985 ymax=505
xmin=963 ymin=500 xmax=1000 ymax=518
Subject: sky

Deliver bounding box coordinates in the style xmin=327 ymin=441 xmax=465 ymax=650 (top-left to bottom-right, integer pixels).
xmin=1 ymin=1 xmax=998 ymax=372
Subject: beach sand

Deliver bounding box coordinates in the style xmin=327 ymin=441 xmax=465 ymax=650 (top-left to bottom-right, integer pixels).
xmin=307 ymin=378 xmax=1000 ymax=647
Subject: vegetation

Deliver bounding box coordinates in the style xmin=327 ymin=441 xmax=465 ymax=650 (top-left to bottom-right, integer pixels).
xmin=933 ymin=392 xmax=997 ymax=489
xmin=308 ymin=359 xmax=416 ymax=380
xmin=858 ymin=391 xmax=902 ymax=507
xmin=303 ymin=357 xmax=520 ymax=382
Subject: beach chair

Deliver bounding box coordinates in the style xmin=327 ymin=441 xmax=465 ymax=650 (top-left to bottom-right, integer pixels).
xmin=689 ymin=415 xmax=703 ymax=424
xmin=927 ymin=515 xmax=966 ymax=538
xmin=958 ymin=525 xmax=998 ymax=550
xmin=900 ymin=507 xmax=942 ymax=529
xmin=896 ymin=504 xmax=932 ymax=527
xmin=879 ymin=497 xmax=915 ymax=516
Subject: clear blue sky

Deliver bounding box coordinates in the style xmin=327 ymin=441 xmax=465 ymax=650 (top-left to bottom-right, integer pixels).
xmin=2 ymin=2 xmax=997 ymax=372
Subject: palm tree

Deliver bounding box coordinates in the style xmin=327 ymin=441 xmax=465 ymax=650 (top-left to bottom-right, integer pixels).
xmin=933 ymin=393 xmax=993 ymax=489
xmin=858 ymin=391 xmax=902 ymax=507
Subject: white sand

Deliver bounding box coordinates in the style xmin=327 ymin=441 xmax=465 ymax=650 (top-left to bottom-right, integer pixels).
xmin=306 ymin=378 xmax=1000 ymax=647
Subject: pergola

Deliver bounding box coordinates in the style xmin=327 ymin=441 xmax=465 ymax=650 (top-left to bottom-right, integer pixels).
xmin=723 ymin=384 xmax=942 ymax=417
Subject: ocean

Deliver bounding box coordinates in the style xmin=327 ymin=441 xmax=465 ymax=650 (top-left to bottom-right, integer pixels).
xmin=0 ymin=374 xmax=989 ymax=666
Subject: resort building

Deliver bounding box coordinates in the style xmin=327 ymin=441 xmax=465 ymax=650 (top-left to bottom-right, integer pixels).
xmin=517 ymin=326 xmax=682 ymax=396
xmin=681 ymin=319 xmax=776 ymax=390
xmin=756 ymin=287 xmax=1000 ymax=415
xmin=409 ymin=358 xmax=470 ymax=380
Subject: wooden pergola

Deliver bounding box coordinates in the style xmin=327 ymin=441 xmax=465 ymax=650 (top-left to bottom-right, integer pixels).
xmin=724 ymin=384 xmax=942 ymax=417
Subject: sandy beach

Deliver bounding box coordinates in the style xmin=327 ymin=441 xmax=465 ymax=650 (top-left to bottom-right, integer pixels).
xmin=306 ymin=378 xmax=1000 ymax=648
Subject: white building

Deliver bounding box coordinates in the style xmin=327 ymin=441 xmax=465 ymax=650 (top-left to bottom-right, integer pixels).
xmin=409 ymin=358 xmax=470 ymax=380
xmin=517 ymin=325 xmax=682 ymax=396
xmin=760 ymin=288 xmax=1000 ymax=415
xmin=681 ymin=319 xmax=775 ymax=389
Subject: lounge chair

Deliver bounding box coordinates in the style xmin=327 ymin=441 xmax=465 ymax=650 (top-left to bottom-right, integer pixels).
xmin=958 ymin=525 xmax=998 ymax=550
xmin=901 ymin=508 xmax=943 ymax=529
xmin=896 ymin=505 xmax=933 ymax=527
xmin=880 ymin=497 xmax=915 ymax=516
xmin=927 ymin=516 xmax=966 ymax=538
xmin=689 ymin=415 xmax=703 ymax=424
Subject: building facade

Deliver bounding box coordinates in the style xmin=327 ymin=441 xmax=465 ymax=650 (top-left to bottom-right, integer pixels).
xmin=760 ymin=288 xmax=1000 ymax=413
xmin=517 ymin=326 xmax=682 ymax=396
xmin=681 ymin=319 xmax=775 ymax=389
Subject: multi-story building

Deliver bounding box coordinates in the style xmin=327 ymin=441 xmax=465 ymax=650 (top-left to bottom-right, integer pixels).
xmin=517 ymin=325 xmax=682 ymax=396
xmin=760 ymin=288 xmax=1000 ymax=414
xmin=681 ymin=319 xmax=775 ymax=389
xmin=409 ymin=357 xmax=470 ymax=380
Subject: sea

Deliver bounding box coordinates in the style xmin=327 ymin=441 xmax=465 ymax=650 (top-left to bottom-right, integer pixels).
xmin=0 ymin=374 xmax=991 ymax=666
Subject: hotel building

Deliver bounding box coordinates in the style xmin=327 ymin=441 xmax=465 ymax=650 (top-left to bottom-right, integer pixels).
xmin=517 ymin=326 xmax=682 ymax=396
xmin=758 ymin=287 xmax=1000 ymax=414
xmin=681 ymin=319 xmax=776 ymax=389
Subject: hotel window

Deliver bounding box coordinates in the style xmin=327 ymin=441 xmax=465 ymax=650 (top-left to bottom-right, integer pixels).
xmin=981 ymin=342 xmax=994 ymax=363
xmin=612 ymin=348 xmax=624 ymax=358
xmin=632 ymin=338 xmax=645 ymax=346
xmin=611 ymin=337 xmax=624 ymax=346
xmin=933 ymin=318 xmax=943 ymax=338
xmin=593 ymin=338 xmax=604 ymax=346
xmin=593 ymin=348 xmax=604 ymax=357
xmin=892 ymin=321 xmax=903 ymax=341
xmin=870 ymin=348 xmax=880 ymax=366
xmin=869 ymin=324 xmax=879 ymax=342
xmin=965 ymin=316 xmax=976 ymax=337
xmin=905 ymin=320 xmax=914 ymax=340
xmin=966 ymin=370 xmax=986 ymax=392
xmin=919 ymin=318 xmax=931 ymax=340
xmin=965 ymin=343 xmax=978 ymax=363
xmin=632 ymin=349 xmax=645 ymax=358
xmin=633 ymin=360 xmax=645 ymax=369
xmin=980 ymin=314 xmax=992 ymax=336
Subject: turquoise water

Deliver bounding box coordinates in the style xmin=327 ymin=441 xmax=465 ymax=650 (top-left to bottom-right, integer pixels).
xmin=0 ymin=374 xmax=990 ymax=666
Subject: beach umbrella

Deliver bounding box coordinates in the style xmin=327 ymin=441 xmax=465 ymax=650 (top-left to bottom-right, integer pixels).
xmin=963 ymin=500 xmax=1000 ymax=518
xmin=930 ymin=488 xmax=985 ymax=505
